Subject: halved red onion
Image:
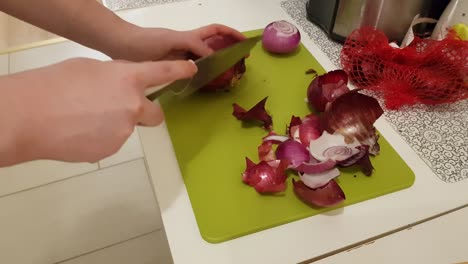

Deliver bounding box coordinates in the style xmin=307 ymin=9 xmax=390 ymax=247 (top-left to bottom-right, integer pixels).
xmin=295 ymin=159 xmax=336 ymax=174
xmin=198 ymin=35 xmax=247 ymax=92
xmin=322 ymin=90 xmax=383 ymax=153
xmin=232 ymin=97 xmax=273 ymax=130
xmin=292 ymin=179 xmax=345 ymax=207
xmin=262 ymin=20 xmax=301 ymax=54
xmin=309 ymin=131 xmax=360 ymax=161
xmin=242 ymin=158 xmax=288 ymax=193
xmin=275 ymin=139 xmax=310 ymax=167
xmin=307 ymin=70 xmax=350 ymax=112
xmin=299 ymin=167 xmax=340 ymax=189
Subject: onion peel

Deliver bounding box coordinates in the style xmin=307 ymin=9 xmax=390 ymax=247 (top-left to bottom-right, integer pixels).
xmin=292 ymin=179 xmax=345 ymax=207
xmin=242 ymin=158 xmax=289 ymax=193
xmin=299 ymin=167 xmax=340 ymax=189
xmin=232 ymin=97 xmax=273 ymax=130
xmin=321 ymin=90 xmax=383 ymax=147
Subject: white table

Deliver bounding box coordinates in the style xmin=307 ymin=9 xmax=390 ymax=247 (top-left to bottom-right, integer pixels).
xmin=127 ymin=0 xmax=468 ymax=263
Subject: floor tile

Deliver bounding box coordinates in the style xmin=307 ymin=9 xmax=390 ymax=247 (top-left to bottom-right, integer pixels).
xmin=99 ymin=129 xmax=144 ymax=168
xmin=0 ymin=54 xmax=8 ymax=74
xmin=0 ymin=159 xmax=162 ymax=264
xmin=61 ymin=229 xmax=173 ymax=264
xmin=0 ymin=160 xmax=98 ymax=197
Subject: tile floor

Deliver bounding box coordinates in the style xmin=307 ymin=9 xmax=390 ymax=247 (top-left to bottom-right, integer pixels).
xmin=0 ymin=43 xmax=173 ymax=263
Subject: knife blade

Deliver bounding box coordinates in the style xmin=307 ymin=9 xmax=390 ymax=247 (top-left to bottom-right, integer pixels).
xmin=145 ymin=35 xmax=262 ymax=101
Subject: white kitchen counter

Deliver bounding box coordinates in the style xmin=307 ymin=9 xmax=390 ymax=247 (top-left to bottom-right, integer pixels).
xmin=0 ymin=0 xmax=466 ymax=263
xmin=127 ymin=0 xmax=468 ymax=263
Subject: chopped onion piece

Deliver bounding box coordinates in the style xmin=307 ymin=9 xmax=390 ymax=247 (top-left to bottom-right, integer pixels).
xmin=293 ymin=179 xmax=345 ymax=207
xmin=299 ymin=167 xmax=340 ymax=189
xmin=309 ymin=131 xmax=360 ymax=161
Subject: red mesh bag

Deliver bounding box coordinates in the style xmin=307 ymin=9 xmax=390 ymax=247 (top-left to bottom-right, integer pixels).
xmin=340 ymin=27 xmax=468 ymax=109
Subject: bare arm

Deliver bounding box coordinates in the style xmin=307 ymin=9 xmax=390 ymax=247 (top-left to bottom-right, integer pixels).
xmin=0 ymin=0 xmax=246 ymax=61
xmin=0 ymin=0 xmax=135 ymax=59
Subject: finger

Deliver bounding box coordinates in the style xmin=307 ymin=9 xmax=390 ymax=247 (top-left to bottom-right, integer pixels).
xmin=133 ymin=60 xmax=197 ymax=88
xmin=137 ymin=98 xmax=165 ymax=126
xmin=196 ymin=24 xmax=246 ymax=41
xmin=185 ymin=38 xmax=213 ymax=57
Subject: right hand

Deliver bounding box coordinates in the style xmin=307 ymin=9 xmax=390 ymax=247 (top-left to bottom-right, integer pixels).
xmin=12 ymin=57 xmax=196 ymax=163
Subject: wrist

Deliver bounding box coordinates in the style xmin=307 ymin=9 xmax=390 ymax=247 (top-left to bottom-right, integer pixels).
xmin=100 ymin=20 xmax=142 ymax=60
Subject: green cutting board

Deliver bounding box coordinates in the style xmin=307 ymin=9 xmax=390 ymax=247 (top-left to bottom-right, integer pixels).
xmin=159 ymin=30 xmax=415 ymax=243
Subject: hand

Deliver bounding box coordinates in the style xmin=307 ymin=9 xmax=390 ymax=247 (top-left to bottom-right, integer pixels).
xmin=5 ymin=58 xmax=196 ymax=164
xmin=107 ymin=23 xmax=246 ymax=62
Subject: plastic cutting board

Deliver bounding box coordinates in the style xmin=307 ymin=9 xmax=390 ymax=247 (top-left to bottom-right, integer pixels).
xmin=159 ymin=30 xmax=415 ymax=244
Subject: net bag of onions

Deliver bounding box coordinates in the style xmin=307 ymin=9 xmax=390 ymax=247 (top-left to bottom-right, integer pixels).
xmin=340 ymin=26 xmax=468 ymax=110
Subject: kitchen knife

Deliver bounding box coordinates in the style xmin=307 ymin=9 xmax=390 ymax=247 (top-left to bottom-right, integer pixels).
xmin=145 ymin=35 xmax=262 ymax=101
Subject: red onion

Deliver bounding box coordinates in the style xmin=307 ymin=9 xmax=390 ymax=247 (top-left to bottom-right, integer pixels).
xmin=299 ymin=167 xmax=340 ymax=189
xmin=262 ymin=20 xmax=301 ymax=54
xmin=242 ymin=158 xmax=288 ymax=193
xmin=307 ymin=70 xmax=350 ymax=112
xmin=275 ymin=139 xmax=310 ymax=167
xmin=292 ymin=179 xmax=345 ymax=207
xmin=199 ymin=35 xmax=246 ymax=92
xmin=232 ymin=97 xmax=273 ymax=130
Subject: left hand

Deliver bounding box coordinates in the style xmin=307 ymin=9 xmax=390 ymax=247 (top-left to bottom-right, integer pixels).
xmin=108 ymin=23 xmax=246 ymax=62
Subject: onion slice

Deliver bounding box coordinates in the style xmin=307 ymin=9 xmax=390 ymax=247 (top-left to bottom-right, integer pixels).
xmin=309 ymin=131 xmax=360 ymax=161
xmin=232 ymin=97 xmax=273 ymax=130
xmin=299 ymin=167 xmax=340 ymax=189
xmin=292 ymin=179 xmax=345 ymax=207
xmin=242 ymin=158 xmax=289 ymax=193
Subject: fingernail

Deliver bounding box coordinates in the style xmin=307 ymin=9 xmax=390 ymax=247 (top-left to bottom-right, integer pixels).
xmin=188 ymin=59 xmax=195 ymax=64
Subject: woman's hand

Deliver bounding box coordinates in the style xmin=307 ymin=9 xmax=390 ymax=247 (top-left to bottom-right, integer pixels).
xmin=0 ymin=58 xmax=196 ymax=166
xmin=107 ymin=23 xmax=246 ymax=62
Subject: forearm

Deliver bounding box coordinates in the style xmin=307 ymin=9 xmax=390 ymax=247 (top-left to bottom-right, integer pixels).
xmin=0 ymin=0 xmax=136 ymax=58
xmin=0 ymin=75 xmax=33 ymax=167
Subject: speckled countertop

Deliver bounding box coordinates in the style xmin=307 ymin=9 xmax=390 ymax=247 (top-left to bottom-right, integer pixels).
xmin=104 ymin=0 xmax=467 ymax=182
xmin=103 ymin=0 xmax=188 ymax=11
